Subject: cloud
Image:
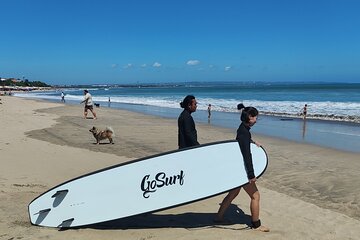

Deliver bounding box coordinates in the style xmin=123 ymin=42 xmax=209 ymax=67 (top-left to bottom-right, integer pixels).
xmin=141 ymin=64 xmax=147 ymax=68
xmin=111 ymin=64 xmax=118 ymax=68
xmin=187 ymin=60 xmax=200 ymax=66
xmin=123 ymin=63 xmax=133 ymax=69
xmin=153 ymin=62 xmax=162 ymax=67
xmin=225 ymin=66 xmax=232 ymax=71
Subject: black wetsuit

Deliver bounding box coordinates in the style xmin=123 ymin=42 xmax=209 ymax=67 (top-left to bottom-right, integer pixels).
xmin=178 ymin=109 xmax=199 ymax=149
xmin=236 ymin=122 xmax=255 ymax=180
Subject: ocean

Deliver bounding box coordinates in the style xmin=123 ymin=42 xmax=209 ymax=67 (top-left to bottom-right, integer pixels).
xmin=14 ymin=82 xmax=360 ymax=153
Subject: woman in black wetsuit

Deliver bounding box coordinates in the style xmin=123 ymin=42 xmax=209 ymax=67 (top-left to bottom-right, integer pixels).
xmin=214 ymin=105 xmax=269 ymax=232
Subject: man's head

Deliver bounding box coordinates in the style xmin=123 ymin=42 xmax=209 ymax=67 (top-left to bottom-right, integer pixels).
xmin=180 ymin=95 xmax=197 ymax=113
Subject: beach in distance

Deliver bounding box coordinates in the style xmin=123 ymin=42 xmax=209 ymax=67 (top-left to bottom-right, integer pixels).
xmin=1 ymin=95 xmax=360 ymax=240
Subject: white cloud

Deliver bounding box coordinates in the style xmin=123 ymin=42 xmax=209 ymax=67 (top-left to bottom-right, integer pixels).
xmin=187 ymin=60 xmax=200 ymax=66
xmin=225 ymin=66 xmax=232 ymax=71
xmin=153 ymin=62 xmax=162 ymax=67
xmin=123 ymin=63 xmax=133 ymax=69
xmin=141 ymin=64 xmax=147 ymax=68
xmin=111 ymin=64 xmax=118 ymax=68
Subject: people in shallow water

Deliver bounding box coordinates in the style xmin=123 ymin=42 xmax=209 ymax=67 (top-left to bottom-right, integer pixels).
xmin=302 ymin=104 xmax=308 ymax=119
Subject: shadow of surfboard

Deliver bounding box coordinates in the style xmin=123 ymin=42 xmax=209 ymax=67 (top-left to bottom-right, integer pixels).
xmin=66 ymin=204 xmax=251 ymax=230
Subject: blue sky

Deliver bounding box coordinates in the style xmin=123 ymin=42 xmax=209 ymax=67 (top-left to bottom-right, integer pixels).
xmin=1 ymin=0 xmax=360 ymax=85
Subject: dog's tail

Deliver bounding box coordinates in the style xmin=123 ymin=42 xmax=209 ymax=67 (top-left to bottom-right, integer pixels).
xmin=106 ymin=126 xmax=115 ymax=136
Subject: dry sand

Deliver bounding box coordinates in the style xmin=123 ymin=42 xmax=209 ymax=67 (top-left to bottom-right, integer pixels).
xmin=1 ymin=95 xmax=359 ymax=240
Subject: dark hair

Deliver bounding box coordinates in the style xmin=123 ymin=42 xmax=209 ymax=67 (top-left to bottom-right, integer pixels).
xmin=240 ymin=106 xmax=258 ymax=123
xmin=180 ymin=95 xmax=195 ymax=110
xmin=84 ymin=89 xmax=88 ymax=93
xmin=237 ymin=103 xmax=245 ymax=110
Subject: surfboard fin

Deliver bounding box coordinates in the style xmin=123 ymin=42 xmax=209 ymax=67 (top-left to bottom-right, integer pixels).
xmin=51 ymin=189 xmax=69 ymax=198
xmin=58 ymin=218 xmax=74 ymax=228
xmin=34 ymin=208 xmax=51 ymax=215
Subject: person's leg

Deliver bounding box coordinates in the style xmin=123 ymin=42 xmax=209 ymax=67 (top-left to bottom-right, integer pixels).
xmin=90 ymin=109 xmax=97 ymax=119
xmin=84 ymin=108 xmax=88 ymax=119
xmin=243 ymin=182 xmax=259 ymax=221
xmin=215 ymin=188 xmax=240 ymax=221
xmin=243 ymin=182 xmax=269 ymax=232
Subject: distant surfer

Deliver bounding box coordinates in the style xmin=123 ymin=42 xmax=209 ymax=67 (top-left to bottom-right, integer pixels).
xmin=178 ymin=95 xmax=200 ymax=149
xmin=214 ymin=104 xmax=270 ymax=232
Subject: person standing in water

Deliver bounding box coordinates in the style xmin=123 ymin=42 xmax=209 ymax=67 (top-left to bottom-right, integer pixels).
xmin=302 ymin=104 xmax=308 ymax=119
xmin=207 ymin=104 xmax=212 ymax=119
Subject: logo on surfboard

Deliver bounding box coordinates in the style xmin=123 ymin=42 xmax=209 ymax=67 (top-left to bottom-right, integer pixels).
xmin=140 ymin=170 xmax=185 ymax=198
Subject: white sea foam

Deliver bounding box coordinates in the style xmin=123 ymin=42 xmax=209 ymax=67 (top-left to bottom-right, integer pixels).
xmin=14 ymin=92 xmax=360 ymax=123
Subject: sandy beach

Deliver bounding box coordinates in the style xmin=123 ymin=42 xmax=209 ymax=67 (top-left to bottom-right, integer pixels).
xmin=1 ymin=95 xmax=360 ymax=240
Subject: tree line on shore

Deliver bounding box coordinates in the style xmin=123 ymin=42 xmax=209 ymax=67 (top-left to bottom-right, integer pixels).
xmin=1 ymin=78 xmax=51 ymax=88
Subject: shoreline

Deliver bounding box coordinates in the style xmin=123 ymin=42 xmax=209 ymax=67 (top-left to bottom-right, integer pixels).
xmin=13 ymin=91 xmax=360 ymax=153
xmin=1 ymin=96 xmax=360 ymax=239
xmin=14 ymin=91 xmax=360 ymax=124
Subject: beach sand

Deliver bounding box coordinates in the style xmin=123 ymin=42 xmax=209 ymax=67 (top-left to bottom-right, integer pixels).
xmin=1 ymin=95 xmax=359 ymax=240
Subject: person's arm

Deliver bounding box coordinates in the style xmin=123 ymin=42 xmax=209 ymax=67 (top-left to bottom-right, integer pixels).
xmin=80 ymin=94 xmax=89 ymax=104
xmin=250 ymin=139 xmax=261 ymax=147
xmin=238 ymin=134 xmax=255 ymax=180
xmin=183 ymin=115 xmax=199 ymax=146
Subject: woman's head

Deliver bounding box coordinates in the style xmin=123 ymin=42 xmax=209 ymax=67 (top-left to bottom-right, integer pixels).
xmin=180 ymin=95 xmax=197 ymax=112
xmin=240 ymin=105 xmax=259 ymax=126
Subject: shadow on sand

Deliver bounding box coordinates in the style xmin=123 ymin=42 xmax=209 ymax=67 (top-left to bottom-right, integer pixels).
xmin=63 ymin=204 xmax=252 ymax=231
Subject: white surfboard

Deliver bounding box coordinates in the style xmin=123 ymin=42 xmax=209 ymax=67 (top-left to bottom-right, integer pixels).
xmin=28 ymin=140 xmax=268 ymax=228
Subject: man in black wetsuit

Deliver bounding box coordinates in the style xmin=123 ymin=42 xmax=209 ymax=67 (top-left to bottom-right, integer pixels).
xmin=214 ymin=105 xmax=270 ymax=232
xmin=178 ymin=95 xmax=199 ymax=149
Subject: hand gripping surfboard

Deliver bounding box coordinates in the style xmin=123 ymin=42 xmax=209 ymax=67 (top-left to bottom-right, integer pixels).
xmin=28 ymin=140 xmax=268 ymax=228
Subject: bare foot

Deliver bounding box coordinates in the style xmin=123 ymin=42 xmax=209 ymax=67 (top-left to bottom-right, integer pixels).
xmin=254 ymin=225 xmax=270 ymax=232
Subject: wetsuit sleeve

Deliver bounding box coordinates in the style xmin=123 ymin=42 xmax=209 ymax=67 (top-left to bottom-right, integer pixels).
xmin=237 ymin=132 xmax=255 ymax=180
xmin=183 ymin=115 xmax=199 ymax=146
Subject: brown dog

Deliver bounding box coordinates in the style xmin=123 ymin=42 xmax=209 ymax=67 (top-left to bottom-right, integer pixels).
xmin=89 ymin=126 xmax=114 ymax=144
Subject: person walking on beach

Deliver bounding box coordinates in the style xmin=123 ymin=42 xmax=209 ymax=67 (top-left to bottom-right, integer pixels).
xmin=214 ymin=104 xmax=269 ymax=232
xmin=80 ymin=90 xmax=97 ymax=119
xmin=61 ymin=91 xmax=65 ymax=102
xmin=302 ymin=104 xmax=308 ymax=119
xmin=178 ymin=95 xmax=199 ymax=149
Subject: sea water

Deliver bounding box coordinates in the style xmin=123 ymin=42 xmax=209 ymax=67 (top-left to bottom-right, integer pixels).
xmin=15 ymin=82 xmax=360 ymax=153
